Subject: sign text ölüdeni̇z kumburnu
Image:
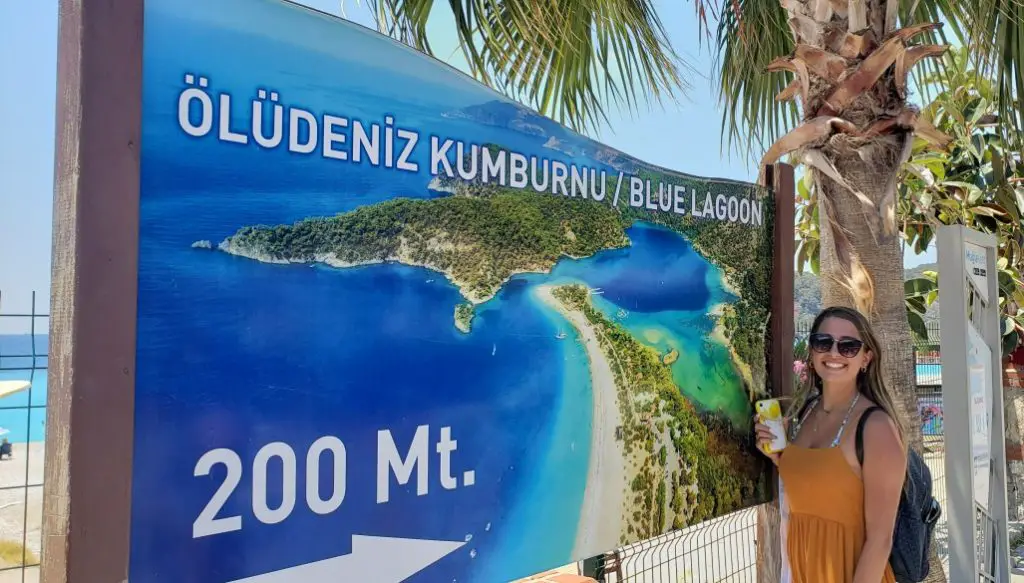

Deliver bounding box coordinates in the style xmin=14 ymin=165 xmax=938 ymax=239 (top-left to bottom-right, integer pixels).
xmin=177 ymin=73 xmax=766 ymax=227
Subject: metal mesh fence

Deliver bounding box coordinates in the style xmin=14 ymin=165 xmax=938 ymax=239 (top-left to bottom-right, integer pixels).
xmin=0 ymin=291 xmax=48 ymax=583
xmin=587 ymin=506 xmax=759 ymax=583
xmin=977 ymin=508 xmax=998 ymax=583
xmin=918 ymin=386 xmax=950 ymax=578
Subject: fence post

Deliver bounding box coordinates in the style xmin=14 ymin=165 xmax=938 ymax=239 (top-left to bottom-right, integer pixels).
xmin=580 ymin=555 xmax=602 ymax=579
xmin=756 ymin=163 xmax=795 ymax=583
xmin=42 ymin=1 xmax=142 ymax=581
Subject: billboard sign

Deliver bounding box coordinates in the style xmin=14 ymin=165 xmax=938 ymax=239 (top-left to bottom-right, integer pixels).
xmin=129 ymin=0 xmax=778 ymax=581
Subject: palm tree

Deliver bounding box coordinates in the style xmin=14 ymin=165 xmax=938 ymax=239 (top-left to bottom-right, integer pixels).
xmin=698 ymin=8 xmax=1021 ymax=579
xmin=357 ymin=0 xmax=1023 ymax=581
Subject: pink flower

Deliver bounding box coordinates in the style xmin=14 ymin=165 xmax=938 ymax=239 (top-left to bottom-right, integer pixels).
xmin=793 ymin=360 xmax=808 ymax=384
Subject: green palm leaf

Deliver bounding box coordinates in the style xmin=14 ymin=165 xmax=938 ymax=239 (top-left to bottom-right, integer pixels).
xmin=358 ymin=0 xmax=693 ymax=133
xmin=961 ymin=0 xmax=1024 ymax=144
xmin=707 ymin=0 xmax=798 ymax=162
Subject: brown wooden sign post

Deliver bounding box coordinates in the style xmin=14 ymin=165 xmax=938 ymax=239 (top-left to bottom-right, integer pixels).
xmin=755 ymin=163 xmax=796 ymax=583
xmin=44 ymin=1 xmax=143 ymax=582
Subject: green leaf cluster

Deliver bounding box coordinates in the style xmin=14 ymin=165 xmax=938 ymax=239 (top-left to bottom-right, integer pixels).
xmin=899 ymin=47 xmax=1024 ymax=354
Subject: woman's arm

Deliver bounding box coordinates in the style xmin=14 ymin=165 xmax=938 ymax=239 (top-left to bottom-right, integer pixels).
xmin=853 ymin=411 xmax=907 ymax=583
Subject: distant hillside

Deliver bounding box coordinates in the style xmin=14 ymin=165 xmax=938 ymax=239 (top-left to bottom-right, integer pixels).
xmin=795 ymin=263 xmax=938 ymax=327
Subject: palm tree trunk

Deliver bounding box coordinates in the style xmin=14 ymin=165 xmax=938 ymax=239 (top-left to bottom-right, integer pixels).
xmin=817 ymin=157 xmax=946 ymax=583
xmin=817 ymin=164 xmax=920 ymax=446
xmin=756 ymin=0 xmax=954 ymax=577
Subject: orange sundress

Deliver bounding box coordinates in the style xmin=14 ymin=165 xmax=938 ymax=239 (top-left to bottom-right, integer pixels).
xmin=778 ymin=401 xmax=897 ymax=583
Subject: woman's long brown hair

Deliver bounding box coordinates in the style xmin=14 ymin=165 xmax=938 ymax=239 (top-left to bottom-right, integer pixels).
xmin=788 ymin=306 xmax=907 ymax=449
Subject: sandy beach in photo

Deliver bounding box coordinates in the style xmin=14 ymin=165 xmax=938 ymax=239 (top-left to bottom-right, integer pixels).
xmin=709 ymin=302 xmax=756 ymax=398
xmin=0 ymin=441 xmax=44 ymax=582
xmin=535 ymin=285 xmax=625 ymax=557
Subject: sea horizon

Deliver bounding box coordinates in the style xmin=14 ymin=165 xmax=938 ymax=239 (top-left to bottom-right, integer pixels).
xmin=0 ymin=334 xmax=49 ymax=444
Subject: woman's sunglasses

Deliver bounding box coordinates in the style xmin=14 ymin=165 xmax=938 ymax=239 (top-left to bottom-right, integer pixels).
xmin=808 ymin=333 xmax=864 ymax=358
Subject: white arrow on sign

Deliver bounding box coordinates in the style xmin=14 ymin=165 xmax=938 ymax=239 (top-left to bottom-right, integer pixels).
xmin=228 ymin=535 xmax=466 ymax=583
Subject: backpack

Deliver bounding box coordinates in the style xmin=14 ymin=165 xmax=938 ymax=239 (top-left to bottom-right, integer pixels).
xmin=856 ymin=406 xmax=942 ymax=583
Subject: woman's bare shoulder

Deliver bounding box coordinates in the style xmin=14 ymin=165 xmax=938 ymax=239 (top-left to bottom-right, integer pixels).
xmin=857 ymin=400 xmax=905 ymax=458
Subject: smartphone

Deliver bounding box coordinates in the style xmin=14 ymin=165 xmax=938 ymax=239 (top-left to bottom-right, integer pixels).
xmin=755 ymin=398 xmax=787 ymax=454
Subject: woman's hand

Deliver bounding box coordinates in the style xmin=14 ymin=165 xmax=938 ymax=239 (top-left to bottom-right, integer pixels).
xmin=754 ymin=417 xmax=788 ymax=466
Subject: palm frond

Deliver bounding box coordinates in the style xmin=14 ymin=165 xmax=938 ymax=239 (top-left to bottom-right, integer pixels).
xmin=360 ymin=0 xmax=693 ymax=133
xmin=697 ymin=0 xmax=1023 ymax=158
xmin=699 ymin=0 xmax=799 ymax=163
xmin=956 ymin=0 xmax=1024 ymax=144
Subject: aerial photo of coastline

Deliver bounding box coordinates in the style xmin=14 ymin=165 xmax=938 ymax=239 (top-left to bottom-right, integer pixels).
xmin=209 ymin=146 xmax=775 ymax=552
xmin=129 ymin=0 xmax=777 ymax=581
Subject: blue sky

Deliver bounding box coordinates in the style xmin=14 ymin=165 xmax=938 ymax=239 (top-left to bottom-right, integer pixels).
xmin=0 ymin=0 xmax=935 ymax=326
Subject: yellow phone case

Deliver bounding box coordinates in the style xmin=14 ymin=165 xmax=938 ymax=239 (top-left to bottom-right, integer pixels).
xmin=755 ymin=398 xmax=787 ymax=454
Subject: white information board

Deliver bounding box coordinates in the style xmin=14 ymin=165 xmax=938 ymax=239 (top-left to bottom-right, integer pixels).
xmin=968 ymin=323 xmax=992 ymax=508
xmin=938 ymin=225 xmax=1011 ymax=583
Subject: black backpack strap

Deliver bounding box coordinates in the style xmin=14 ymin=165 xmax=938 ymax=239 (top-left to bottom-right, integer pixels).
xmin=855 ymin=406 xmax=883 ymax=466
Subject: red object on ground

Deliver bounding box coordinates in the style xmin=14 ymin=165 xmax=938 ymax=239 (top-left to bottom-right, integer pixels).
xmin=1010 ymin=345 xmax=1024 ymax=366
xmin=517 ymin=571 xmax=597 ymax=583
xmin=515 ymin=568 xmax=598 ymax=583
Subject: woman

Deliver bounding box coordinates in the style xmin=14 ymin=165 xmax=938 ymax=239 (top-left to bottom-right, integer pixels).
xmin=756 ymin=306 xmax=907 ymax=583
